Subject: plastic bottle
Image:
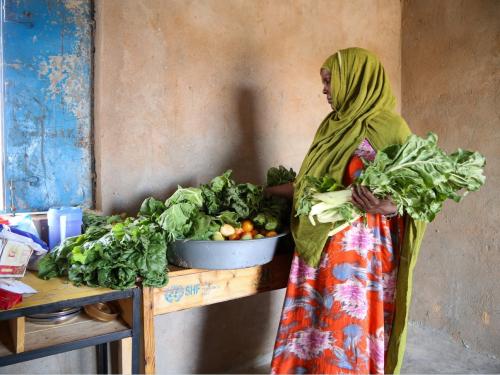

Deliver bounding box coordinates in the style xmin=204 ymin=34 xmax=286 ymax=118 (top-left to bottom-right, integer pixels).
xmin=47 ymin=207 xmax=83 ymax=249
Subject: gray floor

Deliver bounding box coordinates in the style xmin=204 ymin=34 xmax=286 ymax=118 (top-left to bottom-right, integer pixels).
xmin=240 ymin=322 xmax=500 ymax=374
xmin=402 ymin=322 xmax=500 ymax=374
xmin=1 ymin=320 xmax=499 ymax=374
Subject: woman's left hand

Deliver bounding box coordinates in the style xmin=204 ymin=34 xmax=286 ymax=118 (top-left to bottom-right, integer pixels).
xmin=351 ymin=184 xmax=398 ymax=216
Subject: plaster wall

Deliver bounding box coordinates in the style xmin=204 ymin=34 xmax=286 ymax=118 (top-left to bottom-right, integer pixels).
xmin=94 ymin=0 xmax=402 ymax=214
xmin=402 ymin=0 xmax=500 ymax=356
xmin=94 ymin=0 xmax=402 ymax=372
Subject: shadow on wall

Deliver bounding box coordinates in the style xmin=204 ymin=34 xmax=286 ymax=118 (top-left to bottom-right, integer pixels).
xmin=108 ymin=86 xmax=265 ymax=215
xmin=194 ymin=86 xmax=274 ymax=373
xmin=224 ymin=86 xmax=265 ymax=184
xmin=108 ymin=174 xmax=199 ymax=216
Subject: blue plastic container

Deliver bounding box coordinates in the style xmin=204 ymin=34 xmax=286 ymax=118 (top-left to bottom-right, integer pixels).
xmin=47 ymin=207 xmax=83 ymax=249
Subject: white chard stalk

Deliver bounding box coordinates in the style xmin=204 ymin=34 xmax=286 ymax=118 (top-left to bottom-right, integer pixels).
xmin=307 ymin=189 xmax=362 ymax=236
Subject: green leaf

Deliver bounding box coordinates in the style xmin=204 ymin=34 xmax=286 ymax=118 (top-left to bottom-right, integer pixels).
xmin=267 ymin=165 xmax=296 ymax=186
xmin=139 ymin=197 xmax=166 ymax=219
xmin=165 ymin=187 xmax=204 ymax=208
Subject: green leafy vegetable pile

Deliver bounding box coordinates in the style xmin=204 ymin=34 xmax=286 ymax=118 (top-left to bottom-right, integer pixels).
xmin=82 ymin=210 xmax=125 ymax=231
xmin=156 ymin=170 xmax=291 ymax=241
xmin=297 ymin=132 xmax=486 ymax=235
xmin=38 ymin=168 xmax=294 ymax=290
xmin=267 ymin=165 xmax=297 ymax=187
xmin=39 ymin=215 xmax=168 ymax=289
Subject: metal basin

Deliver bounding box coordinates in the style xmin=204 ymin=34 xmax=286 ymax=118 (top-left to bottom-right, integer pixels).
xmin=168 ymin=232 xmax=288 ymax=270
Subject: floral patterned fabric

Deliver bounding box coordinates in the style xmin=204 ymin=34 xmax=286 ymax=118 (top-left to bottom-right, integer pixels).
xmin=272 ymin=140 xmax=404 ymax=374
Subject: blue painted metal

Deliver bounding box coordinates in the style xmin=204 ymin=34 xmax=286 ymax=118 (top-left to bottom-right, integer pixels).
xmin=1 ymin=0 xmax=93 ymax=212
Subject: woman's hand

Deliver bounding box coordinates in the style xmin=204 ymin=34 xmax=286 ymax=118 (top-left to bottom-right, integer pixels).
xmin=351 ymin=185 xmax=397 ymax=216
xmin=264 ymin=182 xmax=294 ymax=200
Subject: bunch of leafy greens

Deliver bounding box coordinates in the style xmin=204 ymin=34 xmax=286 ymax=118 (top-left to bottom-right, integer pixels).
xmin=157 ymin=170 xmax=290 ymax=240
xmin=297 ymin=133 xmax=486 ymax=235
xmin=267 ymin=165 xmax=297 ymax=187
xmin=38 ymin=216 xmax=168 ymax=289
xmin=200 ymin=170 xmax=263 ymax=219
xmin=38 ymin=168 xmax=293 ymax=289
xmin=82 ymin=210 xmax=125 ymax=231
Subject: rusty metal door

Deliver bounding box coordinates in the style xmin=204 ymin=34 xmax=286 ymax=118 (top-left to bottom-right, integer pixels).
xmin=1 ymin=0 xmax=93 ymax=212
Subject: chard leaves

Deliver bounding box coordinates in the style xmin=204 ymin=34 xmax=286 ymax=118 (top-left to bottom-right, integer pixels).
xmin=297 ymin=132 xmax=486 ymax=232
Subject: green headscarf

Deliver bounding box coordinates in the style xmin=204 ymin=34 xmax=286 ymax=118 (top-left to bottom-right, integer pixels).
xmin=291 ymin=47 xmax=427 ymax=373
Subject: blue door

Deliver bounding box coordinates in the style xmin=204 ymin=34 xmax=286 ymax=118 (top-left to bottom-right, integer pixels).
xmin=1 ymin=0 xmax=93 ymax=212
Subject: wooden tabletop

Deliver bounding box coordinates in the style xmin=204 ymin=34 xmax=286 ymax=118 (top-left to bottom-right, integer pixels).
xmin=6 ymin=272 xmax=115 ymax=311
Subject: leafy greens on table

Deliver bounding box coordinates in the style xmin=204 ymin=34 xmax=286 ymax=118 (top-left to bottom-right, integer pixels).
xmin=38 ymin=169 xmax=294 ymax=289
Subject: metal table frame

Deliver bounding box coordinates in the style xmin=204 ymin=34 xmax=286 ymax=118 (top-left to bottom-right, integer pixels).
xmin=0 ymin=287 xmax=141 ymax=373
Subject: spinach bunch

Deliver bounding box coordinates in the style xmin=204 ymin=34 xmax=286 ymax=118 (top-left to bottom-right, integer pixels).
xmin=200 ymin=170 xmax=263 ymax=219
xmin=38 ymin=217 xmax=167 ymax=289
xmin=267 ymin=165 xmax=296 ymax=187
xmin=82 ymin=211 xmax=125 ymax=231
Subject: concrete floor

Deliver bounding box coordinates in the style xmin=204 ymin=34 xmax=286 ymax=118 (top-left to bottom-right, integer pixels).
xmin=401 ymin=322 xmax=500 ymax=374
xmin=237 ymin=321 xmax=500 ymax=374
xmin=1 ymin=320 xmax=498 ymax=374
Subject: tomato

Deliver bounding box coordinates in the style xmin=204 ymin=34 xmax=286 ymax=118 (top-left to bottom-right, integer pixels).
xmin=250 ymin=229 xmax=258 ymax=237
xmin=241 ymin=220 xmax=254 ymax=233
xmin=265 ymin=231 xmax=278 ymax=237
xmin=235 ymin=228 xmax=244 ymax=236
xmin=228 ymin=233 xmax=241 ymax=240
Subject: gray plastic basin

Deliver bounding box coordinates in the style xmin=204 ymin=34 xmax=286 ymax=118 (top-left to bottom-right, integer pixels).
xmin=168 ymin=232 xmax=288 ymax=270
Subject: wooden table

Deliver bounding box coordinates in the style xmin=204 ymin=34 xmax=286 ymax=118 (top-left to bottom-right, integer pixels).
xmin=0 ymin=272 xmax=141 ymax=374
xmin=141 ymin=252 xmax=293 ymax=374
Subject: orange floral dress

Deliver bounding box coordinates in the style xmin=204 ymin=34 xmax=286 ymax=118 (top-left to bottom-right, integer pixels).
xmin=271 ymin=140 xmax=404 ymax=374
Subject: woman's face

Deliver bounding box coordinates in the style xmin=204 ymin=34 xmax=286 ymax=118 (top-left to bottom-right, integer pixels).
xmin=320 ymin=68 xmax=332 ymax=105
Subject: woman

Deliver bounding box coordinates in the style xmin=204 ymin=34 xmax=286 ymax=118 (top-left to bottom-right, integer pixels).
xmin=268 ymin=48 xmax=426 ymax=374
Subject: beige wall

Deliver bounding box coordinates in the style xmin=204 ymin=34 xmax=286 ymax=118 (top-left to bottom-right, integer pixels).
xmin=94 ymin=0 xmax=402 ymax=214
xmin=402 ymin=0 xmax=500 ymax=356
xmin=94 ymin=0 xmax=402 ymax=372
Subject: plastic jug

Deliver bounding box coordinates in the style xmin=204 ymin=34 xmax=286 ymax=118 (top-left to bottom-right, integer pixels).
xmin=47 ymin=207 xmax=83 ymax=249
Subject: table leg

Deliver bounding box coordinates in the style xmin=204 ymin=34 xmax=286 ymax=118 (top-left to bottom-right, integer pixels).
xmin=132 ymin=287 xmax=141 ymax=374
xmin=96 ymin=343 xmax=108 ymax=374
xmin=118 ymin=337 xmax=132 ymax=375
xmin=141 ymin=286 xmax=156 ymax=374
